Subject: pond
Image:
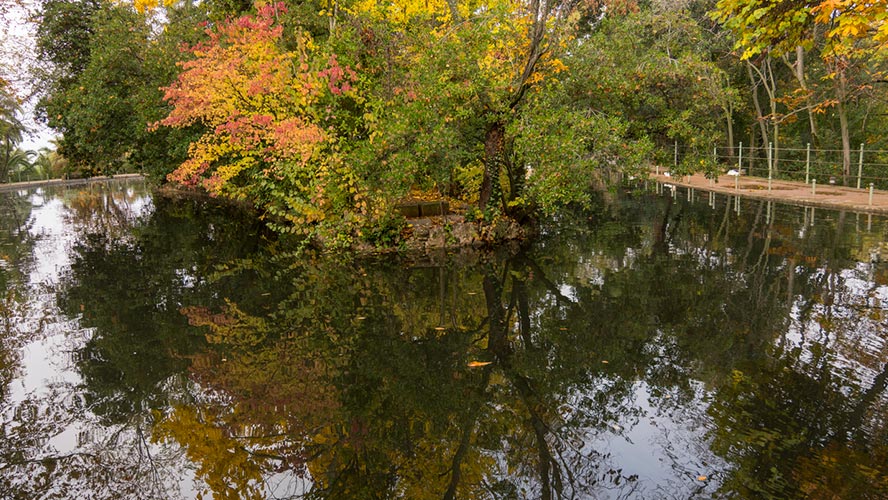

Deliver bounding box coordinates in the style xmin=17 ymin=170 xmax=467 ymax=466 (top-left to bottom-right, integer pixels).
xmin=1 ymin=179 xmax=887 ymax=499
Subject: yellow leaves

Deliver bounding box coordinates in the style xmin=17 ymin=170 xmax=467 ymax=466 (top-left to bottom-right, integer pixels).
xmin=130 ymin=0 xmax=178 ymax=14
xmin=350 ymin=0 xmax=453 ymax=25
xmin=311 ymin=425 xmax=339 ymax=445
xmin=182 ymin=299 xmax=269 ymax=348
xmin=474 ymin=18 xmax=531 ymax=81
xmin=548 ymin=58 xmax=568 ymax=74
xmin=153 ymin=406 xmax=265 ymax=500
xmin=722 ymin=0 xmax=888 ymax=60
xmin=131 ymin=0 xmax=156 ymax=14
xmin=216 ymin=157 xmax=254 ymax=183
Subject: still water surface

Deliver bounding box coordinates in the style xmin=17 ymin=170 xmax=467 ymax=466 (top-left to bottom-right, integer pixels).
xmin=1 ymin=179 xmax=887 ymax=499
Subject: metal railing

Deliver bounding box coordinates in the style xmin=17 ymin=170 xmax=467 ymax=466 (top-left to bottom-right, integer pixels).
xmin=668 ymin=140 xmax=888 ymax=191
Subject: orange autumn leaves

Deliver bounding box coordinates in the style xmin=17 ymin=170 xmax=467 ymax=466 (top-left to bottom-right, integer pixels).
xmin=153 ymin=0 xmax=606 ymax=233
xmin=155 ymin=3 xmax=353 ymax=197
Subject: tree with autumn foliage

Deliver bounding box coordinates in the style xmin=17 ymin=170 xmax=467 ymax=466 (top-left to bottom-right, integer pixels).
xmin=713 ymin=0 xmax=888 ymax=183
xmin=342 ymin=0 xmax=645 ymax=220
xmin=37 ymin=0 xmax=745 ymax=241
xmin=156 ymin=4 xmax=386 ymax=240
xmin=152 ymin=0 xmax=653 ymax=239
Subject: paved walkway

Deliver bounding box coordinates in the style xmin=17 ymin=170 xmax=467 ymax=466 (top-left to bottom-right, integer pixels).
xmin=0 ymin=173 xmax=144 ymax=193
xmin=649 ymin=170 xmax=888 ymax=215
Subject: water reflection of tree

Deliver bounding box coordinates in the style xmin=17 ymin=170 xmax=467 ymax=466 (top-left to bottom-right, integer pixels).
xmin=642 ymin=195 xmax=888 ymax=498
xmin=59 ymin=180 xmax=152 ymax=240
xmin=155 ymin=230 xmax=764 ymax=497
xmin=0 ymin=184 xmax=183 ymax=498
xmin=0 ymin=191 xmax=268 ymax=498
xmin=0 ymin=189 xmax=35 ymax=400
xmin=709 ymin=354 xmax=888 ymax=498
xmin=6 ymin=187 xmax=888 ymax=499
xmin=0 ymin=388 xmax=188 ymax=499
xmin=139 ymin=194 xmax=888 ymax=499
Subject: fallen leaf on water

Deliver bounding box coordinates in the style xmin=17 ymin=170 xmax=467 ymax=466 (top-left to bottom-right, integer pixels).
xmin=467 ymin=361 xmax=492 ymax=367
xmin=434 ymin=326 xmax=446 ymax=331
xmin=559 ymin=327 xmax=568 ymax=331
xmin=697 ymin=475 xmax=707 ymax=482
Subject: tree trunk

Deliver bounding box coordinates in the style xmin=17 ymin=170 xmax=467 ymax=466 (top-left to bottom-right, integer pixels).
xmin=767 ymin=58 xmax=780 ymax=174
xmin=785 ymin=46 xmax=818 ymax=143
xmin=748 ymin=59 xmax=780 ymax=174
xmin=746 ymin=62 xmax=770 ymax=161
xmin=1 ymin=134 xmax=10 ymax=184
xmin=479 ymin=123 xmax=505 ymax=211
xmin=724 ymin=105 xmax=734 ymax=159
xmin=838 ymin=100 xmax=851 ymax=184
xmin=836 ymin=69 xmax=852 ymax=184
xmin=797 ymin=46 xmax=818 ymax=142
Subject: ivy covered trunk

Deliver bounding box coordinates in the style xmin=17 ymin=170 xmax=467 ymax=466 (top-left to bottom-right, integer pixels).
xmin=479 ymin=122 xmax=505 ymax=212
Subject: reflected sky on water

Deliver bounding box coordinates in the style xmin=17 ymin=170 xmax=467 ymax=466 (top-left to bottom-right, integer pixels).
xmin=1 ymin=179 xmax=887 ymax=499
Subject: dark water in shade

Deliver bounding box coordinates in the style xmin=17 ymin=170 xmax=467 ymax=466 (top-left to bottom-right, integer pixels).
xmin=1 ymin=178 xmax=887 ymax=499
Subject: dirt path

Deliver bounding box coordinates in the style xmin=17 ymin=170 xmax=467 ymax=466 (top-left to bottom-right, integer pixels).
xmin=649 ymin=169 xmax=888 ymax=215
xmin=0 ymin=173 xmax=145 ymax=193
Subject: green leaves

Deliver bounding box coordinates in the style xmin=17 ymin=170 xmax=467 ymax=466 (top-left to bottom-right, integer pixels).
xmin=557 ymin=9 xmax=733 ymax=178
xmin=713 ymin=0 xmax=888 ymax=61
xmin=35 ymin=1 xmax=205 ymax=177
xmin=0 ymin=82 xmax=27 ymax=182
xmin=712 ymin=0 xmax=812 ymax=59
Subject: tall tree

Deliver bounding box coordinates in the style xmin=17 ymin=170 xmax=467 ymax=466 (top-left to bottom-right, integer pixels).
xmin=34 ymin=0 xmax=205 ymax=177
xmin=0 ymin=80 xmax=27 ymax=183
xmin=340 ymin=0 xmax=645 ymax=220
xmin=713 ymin=0 xmax=888 ymax=183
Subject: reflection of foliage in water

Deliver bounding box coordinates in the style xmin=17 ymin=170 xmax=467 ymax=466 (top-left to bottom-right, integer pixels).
xmin=57 ymin=194 xmax=266 ymax=425
xmin=0 ymin=182 xmax=186 ymax=498
xmin=149 ymin=194 xmax=888 ymax=498
xmin=3 ymin=185 xmax=888 ymax=498
xmin=0 ymin=189 xmax=34 ymax=400
xmin=60 ymin=183 xmax=148 ymax=239
xmin=627 ymin=196 xmax=888 ymax=498
xmin=0 ymin=183 xmax=269 ymax=498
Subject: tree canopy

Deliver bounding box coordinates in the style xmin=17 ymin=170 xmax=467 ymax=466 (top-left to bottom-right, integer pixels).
xmin=20 ymin=0 xmax=888 ymax=240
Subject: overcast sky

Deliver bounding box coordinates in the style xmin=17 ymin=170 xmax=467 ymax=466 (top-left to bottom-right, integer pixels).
xmin=1 ymin=0 xmax=57 ymax=151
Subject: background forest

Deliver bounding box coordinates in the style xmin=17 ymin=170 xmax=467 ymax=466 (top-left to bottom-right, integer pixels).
xmin=1 ymin=0 xmax=887 ymax=242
